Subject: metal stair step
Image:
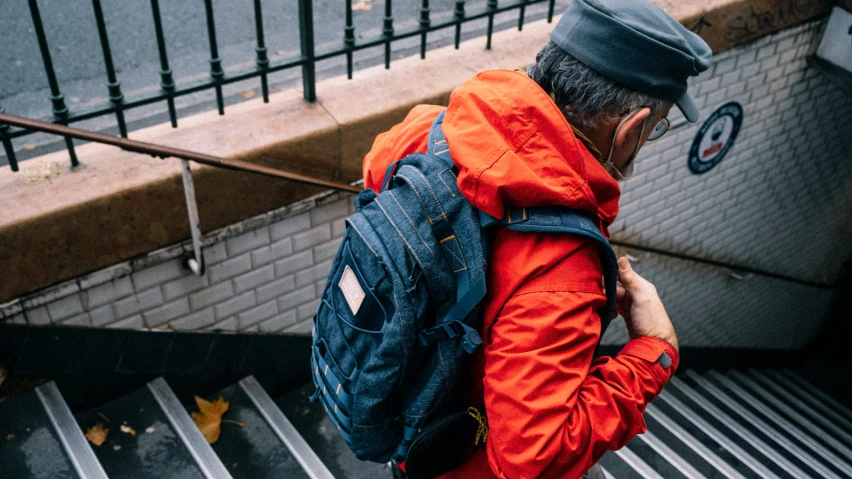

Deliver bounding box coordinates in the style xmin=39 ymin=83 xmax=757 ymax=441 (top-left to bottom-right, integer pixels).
xmin=623 ymin=432 xmax=697 ymax=479
xmin=709 ymin=370 xmax=852 ymax=477
xmin=669 ymin=375 xmax=811 ymax=478
xmin=598 ymin=447 xmax=665 ymax=479
xmin=190 ymin=377 xmax=314 ymax=479
xmin=275 ymin=382 xmax=389 ymax=479
xmin=640 ymin=409 xmax=738 ymax=479
xmin=75 ymin=377 xmax=231 ymax=479
xmin=660 ymin=380 xmax=785 ymax=479
xmin=683 ymin=372 xmax=839 ymax=479
xmin=0 ymin=384 xmax=90 ymax=479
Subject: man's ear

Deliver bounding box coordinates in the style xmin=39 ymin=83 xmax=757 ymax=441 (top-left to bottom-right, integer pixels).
xmin=614 ymin=108 xmax=651 ymax=148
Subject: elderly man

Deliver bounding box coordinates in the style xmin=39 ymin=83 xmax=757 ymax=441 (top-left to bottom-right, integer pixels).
xmin=362 ymin=0 xmax=711 ymax=477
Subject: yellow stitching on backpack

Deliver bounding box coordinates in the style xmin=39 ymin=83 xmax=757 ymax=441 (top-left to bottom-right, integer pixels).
xmin=468 ymin=407 xmax=489 ymax=447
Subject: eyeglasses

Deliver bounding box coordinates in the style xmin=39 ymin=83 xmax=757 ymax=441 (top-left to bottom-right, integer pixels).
xmin=647 ymin=116 xmax=671 ymax=141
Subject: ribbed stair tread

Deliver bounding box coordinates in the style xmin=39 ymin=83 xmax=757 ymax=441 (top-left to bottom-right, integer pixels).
xmin=275 ymin=382 xmax=389 ymax=479
xmin=195 ymin=382 xmax=310 ymax=479
xmin=75 ymin=386 xmax=206 ymax=479
xmin=0 ymin=388 xmax=79 ymax=479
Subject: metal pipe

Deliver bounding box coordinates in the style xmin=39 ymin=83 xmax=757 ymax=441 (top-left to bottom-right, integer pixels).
xmin=453 ymin=1 xmax=466 ymax=49
xmin=253 ymin=0 xmax=270 ymax=103
xmin=150 ymin=0 xmax=178 ymax=127
xmin=203 ymin=0 xmax=225 ymax=114
xmin=486 ymin=0 xmax=498 ymax=50
xmin=298 ymin=0 xmax=317 ymax=102
xmin=420 ymin=0 xmax=431 ymax=59
xmin=344 ymin=0 xmax=355 ymax=79
xmin=91 ymin=0 xmax=128 ymax=137
xmin=27 ymin=0 xmax=79 ymax=167
xmin=382 ymin=0 xmax=394 ymax=69
xmin=0 ymin=113 xmax=362 ymax=194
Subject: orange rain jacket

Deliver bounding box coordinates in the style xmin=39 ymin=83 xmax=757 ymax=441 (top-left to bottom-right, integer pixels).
xmin=362 ymin=70 xmax=679 ymax=479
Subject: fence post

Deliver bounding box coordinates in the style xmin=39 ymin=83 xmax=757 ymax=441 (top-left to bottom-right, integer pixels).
xmin=253 ymin=0 xmax=271 ymax=103
xmin=298 ymin=0 xmax=317 ymax=102
xmin=383 ymin=0 xmax=394 ymax=69
xmin=27 ymin=0 xmax=79 ymax=168
xmin=150 ymin=0 xmax=178 ymax=127
xmin=203 ymin=0 xmax=225 ymax=114
xmin=92 ymin=0 xmax=128 ymax=137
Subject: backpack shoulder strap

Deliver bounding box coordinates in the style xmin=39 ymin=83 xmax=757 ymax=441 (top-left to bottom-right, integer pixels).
xmin=426 ymin=109 xmax=452 ymax=167
xmin=416 ymin=109 xmax=485 ymax=354
xmin=480 ymin=207 xmax=618 ymax=337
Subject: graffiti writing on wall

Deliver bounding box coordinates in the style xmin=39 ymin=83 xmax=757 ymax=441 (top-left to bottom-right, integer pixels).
xmin=681 ymin=0 xmax=833 ymax=52
xmin=725 ymin=0 xmax=822 ymax=42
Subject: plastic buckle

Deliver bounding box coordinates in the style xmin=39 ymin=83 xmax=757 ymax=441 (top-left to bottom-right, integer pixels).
xmin=460 ymin=327 xmax=483 ymax=354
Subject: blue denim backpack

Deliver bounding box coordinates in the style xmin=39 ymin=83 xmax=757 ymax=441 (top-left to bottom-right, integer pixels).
xmin=310 ymin=110 xmax=618 ymax=465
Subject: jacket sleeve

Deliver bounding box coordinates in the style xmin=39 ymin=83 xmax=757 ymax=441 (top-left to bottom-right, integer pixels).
xmin=482 ymin=260 xmax=679 ymax=478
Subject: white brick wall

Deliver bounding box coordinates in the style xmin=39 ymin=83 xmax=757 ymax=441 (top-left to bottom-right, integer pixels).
xmin=1 ymin=19 xmax=848 ymax=350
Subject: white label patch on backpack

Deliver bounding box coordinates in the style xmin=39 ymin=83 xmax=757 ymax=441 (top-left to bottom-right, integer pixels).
xmin=339 ymin=265 xmax=366 ymax=315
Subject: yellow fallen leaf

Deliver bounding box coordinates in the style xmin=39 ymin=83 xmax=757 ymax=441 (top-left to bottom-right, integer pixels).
xmin=6 ymin=434 xmax=15 ymax=441
xmin=85 ymin=422 xmax=108 ymax=446
xmin=191 ymin=395 xmax=229 ymax=444
xmin=120 ymin=424 xmax=137 ymax=437
xmin=352 ymin=0 xmax=372 ymax=11
xmin=23 ymin=145 xmax=35 ymax=151
xmin=241 ymin=89 xmax=256 ymax=99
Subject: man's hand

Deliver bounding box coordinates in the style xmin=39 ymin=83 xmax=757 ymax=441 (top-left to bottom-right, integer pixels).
xmin=615 ymin=257 xmax=679 ymax=352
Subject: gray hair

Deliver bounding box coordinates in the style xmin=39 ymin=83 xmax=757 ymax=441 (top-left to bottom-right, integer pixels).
xmin=527 ymin=42 xmax=668 ymax=130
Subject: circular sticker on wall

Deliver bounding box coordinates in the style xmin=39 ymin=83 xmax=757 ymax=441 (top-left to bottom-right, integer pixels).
xmin=688 ymin=102 xmax=743 ymax=174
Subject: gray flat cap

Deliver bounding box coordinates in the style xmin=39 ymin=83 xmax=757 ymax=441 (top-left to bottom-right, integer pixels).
xmin=551 ymin=0 xmax=712 ymax=122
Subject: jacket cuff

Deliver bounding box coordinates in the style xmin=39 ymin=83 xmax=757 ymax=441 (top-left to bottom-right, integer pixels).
xmin=617 ymin=336 xmax=679 ymax=383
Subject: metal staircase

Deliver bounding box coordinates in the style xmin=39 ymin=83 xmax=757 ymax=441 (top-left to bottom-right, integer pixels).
xmin=2 ymin=369 xmax=850 ymax=478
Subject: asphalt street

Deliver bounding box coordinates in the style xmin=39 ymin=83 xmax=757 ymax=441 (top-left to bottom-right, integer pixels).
xmin=0 ymin=0 xmax=568 ymax=165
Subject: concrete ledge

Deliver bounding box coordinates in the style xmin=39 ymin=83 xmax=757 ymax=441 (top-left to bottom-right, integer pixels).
xmin=0 ymin=1 xmax=838 ymax=303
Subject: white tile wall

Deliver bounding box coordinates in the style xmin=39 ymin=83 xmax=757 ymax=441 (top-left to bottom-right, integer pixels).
xmin=2 ymin=19 xmax=848 ymax=349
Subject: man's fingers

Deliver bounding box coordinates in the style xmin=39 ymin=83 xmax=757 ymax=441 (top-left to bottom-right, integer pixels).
xmin=617 ymin=257 xmax=642 ymax=289
xmin=616 ymin=283 xmax=627 ymax=300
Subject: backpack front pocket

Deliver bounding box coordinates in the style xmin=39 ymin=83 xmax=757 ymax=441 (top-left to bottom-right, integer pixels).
xmin=315 ymin=226 xmax=396 ymax=382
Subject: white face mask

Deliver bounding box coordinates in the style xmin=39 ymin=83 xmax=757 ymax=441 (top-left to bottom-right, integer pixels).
xmin=602 ymin=113 xmax=645 ymax=182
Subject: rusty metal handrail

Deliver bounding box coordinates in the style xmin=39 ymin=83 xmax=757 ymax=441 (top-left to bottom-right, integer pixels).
xmin=0 ymin=113 xmax=362 ymax=194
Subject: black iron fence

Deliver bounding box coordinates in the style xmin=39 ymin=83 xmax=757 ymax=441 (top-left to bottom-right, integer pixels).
xmin=0 ymin=0 xmax=559 ymax=172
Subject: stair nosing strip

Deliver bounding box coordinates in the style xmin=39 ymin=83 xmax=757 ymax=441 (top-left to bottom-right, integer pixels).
xmin=645 ymin=403 xmax=747 ymax=479
xmin=688 ymin=371 xmax=841 ymax=479
xmin=716 ymin=370 xmax=852 ymax=475
xmin=35 ymin=382 xmax=109 ymax=479
xmin=637 ymin=430 xmax=707 ymax=479
xmin=747 ymin=369 xmax=852 ymax=446
xmin=656 ymin=389 xmax=780 ymax=479
xmin=146 ymin=378 xmax=233 ymax=479
xmin=238 ymin=375 xmax=334 ymax=479
xmin=613 ymin=445 xmax=664 ymax=479
xmin=669 ymin=377 xmax=813 ymax=479
xmin=600 ymin=466 xmax=616 ymax=479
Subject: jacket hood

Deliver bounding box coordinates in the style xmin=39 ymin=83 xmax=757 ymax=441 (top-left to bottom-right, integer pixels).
xmin=443 ymin=70 xmax=620 ymax=230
